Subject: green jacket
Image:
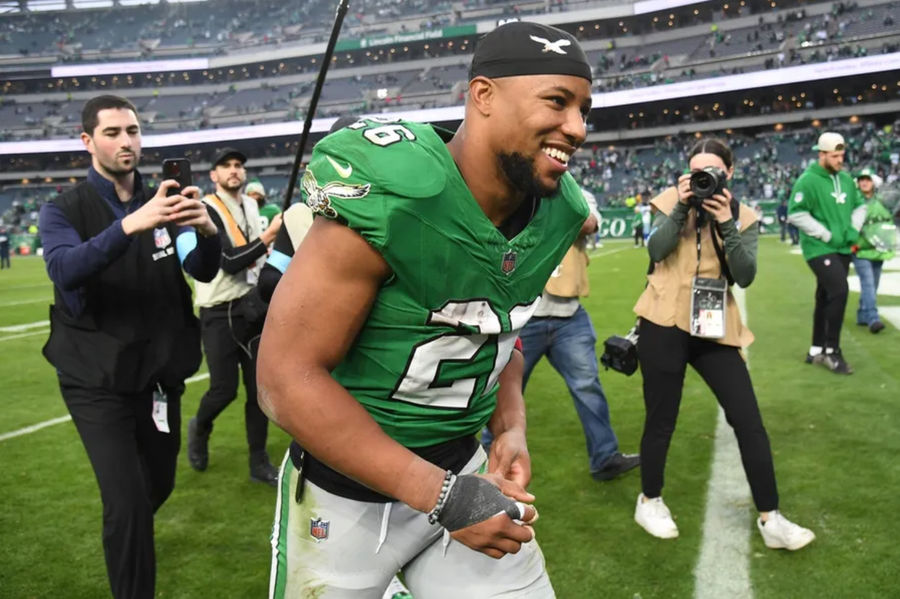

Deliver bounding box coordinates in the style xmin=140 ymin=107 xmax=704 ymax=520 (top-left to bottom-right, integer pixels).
xmin=856 ymin=193 xmax=897 ymax=261
xmin=787 ymin=162 xmax=865 ymax=261
xmin=632 ymin=208 xmax=644 ymax=228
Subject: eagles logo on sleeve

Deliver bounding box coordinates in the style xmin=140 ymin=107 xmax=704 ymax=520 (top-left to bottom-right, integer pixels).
xmin=301 ymin=169 xmax=371 ymax=219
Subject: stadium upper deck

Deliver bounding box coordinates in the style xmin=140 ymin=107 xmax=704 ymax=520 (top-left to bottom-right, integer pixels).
xmin=1 ymin=0 xmax=898 ymax=176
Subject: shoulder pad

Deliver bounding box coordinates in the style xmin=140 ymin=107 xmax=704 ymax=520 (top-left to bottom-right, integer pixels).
xmin=313 ymin=119 xmax=448 ymax=199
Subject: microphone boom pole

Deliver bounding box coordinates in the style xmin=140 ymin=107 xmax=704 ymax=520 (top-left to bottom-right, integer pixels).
xmin=282 ymin=0 xmax=350 ymax=211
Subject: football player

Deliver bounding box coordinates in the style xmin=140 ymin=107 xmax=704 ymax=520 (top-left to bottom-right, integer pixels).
xmin=258 ymin=21 xmax=593 ymax=597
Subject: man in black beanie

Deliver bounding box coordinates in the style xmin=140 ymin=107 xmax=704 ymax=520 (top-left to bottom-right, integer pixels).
xmin=258 ymin=21 xmax=592 ymax=597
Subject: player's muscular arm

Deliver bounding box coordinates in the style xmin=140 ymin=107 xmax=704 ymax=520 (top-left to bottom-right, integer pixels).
xmin=487 ymin=348 xmax=532 ymax=489
xmin=257 ymin=217 xmax=444 ymax=513
xmin=577 ymin=213 xmax=598 ymax=239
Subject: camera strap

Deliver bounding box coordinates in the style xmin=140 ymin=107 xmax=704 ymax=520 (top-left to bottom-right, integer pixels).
xmin=694 ymin=217 xmax=734 ymax=286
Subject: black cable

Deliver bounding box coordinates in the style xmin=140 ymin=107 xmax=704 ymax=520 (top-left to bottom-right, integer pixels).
xmin=282 ymin=0 xmax=350 ymax=211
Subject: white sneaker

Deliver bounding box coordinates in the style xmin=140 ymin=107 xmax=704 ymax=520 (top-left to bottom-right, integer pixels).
xmin=634 ymin=493 xmax=679 ymax=539
xmin=757 ymin=510 xmax=816 ymax=551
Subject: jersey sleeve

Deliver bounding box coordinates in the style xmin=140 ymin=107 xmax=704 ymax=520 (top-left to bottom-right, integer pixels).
xmin=787 ymin=175 xmax=815 ymax=216
xmin=270 ymin=220 xmax=295 ymax=258
xmin=300 ymin=120 xmax=448 ymax=252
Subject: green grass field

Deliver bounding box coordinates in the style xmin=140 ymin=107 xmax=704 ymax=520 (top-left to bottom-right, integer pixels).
xmin=1 ymin=238 xmax=898 ymax=598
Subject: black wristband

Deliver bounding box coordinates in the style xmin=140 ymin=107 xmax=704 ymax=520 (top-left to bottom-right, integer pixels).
xmin=436 ymin=474 xmax=523 ymax=532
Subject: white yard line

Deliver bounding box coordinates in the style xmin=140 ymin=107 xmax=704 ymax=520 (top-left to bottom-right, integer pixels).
xmin=693 ymin=286 xmax=754 ymax=599
xmin=588 ymin=244 xmax=635 ymax=259
xmin=0 ymin=373 xmax=210 ymax=443
xmin=0 ymin=298 xmax=51 ymax=308
xmin=0 ymin=330 xmax=49 ymax=343
xmin=0 ymin=320 xmax=49 ymax=333
xmin=879 ymin=306 xmax=900 ymax=330
xmin=0 ymin=415 xmax=73 ymax=443
xmin=0 ymin=283 xmax=50 ymax=291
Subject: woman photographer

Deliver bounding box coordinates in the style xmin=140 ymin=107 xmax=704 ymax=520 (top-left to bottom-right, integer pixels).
xmin=631 ymin=138 xmax=815 ymax=550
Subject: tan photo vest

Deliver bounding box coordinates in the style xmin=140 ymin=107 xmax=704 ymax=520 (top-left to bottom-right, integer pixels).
xmin=633 ymin=187 xmax=758 ymax=348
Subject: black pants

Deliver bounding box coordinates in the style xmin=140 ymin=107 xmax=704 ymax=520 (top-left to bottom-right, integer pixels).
xmin=0 ymin=249 xmax=9 ymax=268
xmin=195 ymin=301 xmax=268 ymax=454
xmin=60 ymin=376 xmax=182 ymax=599
xmin=633 ymin=224 xmax=644 ymax=246
xmin=637 ymin=319 xmax=778 ymax=512
xmin=807 ymin=253 xmax=851 ymax=351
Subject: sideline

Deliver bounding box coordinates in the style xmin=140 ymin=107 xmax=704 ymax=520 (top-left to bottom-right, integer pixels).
xmin=693 ymin=286 xmax=754 ymax=599
xmin=0 ymin=372 xmax=210 ymax=443
xmin=879 ymin=306 xmax=900 ymax=330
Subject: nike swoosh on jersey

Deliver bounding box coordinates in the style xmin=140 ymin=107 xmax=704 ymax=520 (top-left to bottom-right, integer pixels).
xmin=325 ymin=155 xmax=353 ymax=178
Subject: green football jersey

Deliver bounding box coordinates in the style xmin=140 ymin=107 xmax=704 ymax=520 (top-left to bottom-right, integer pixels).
xmin=258 ymin=203 xmax=282 ymax=230
xmin=301 ymin=117 xmax=588 ymax=447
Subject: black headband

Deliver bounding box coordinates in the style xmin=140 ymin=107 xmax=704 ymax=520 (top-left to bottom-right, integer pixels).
xmin=469 ymin=22 xmax=592 ymax=83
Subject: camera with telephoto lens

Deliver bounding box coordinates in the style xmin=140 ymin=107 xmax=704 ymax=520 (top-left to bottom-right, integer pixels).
xmin=600 ymin=324 xmax=640 ymax=376
xmin=688 ymin=166 xmax=727 ymax=208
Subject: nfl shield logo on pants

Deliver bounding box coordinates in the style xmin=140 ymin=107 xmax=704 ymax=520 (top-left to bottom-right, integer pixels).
xmin=309 ymin=517 xmax=330 ymax=542
xmin=501 ymin=251 xmax=518 ymax=275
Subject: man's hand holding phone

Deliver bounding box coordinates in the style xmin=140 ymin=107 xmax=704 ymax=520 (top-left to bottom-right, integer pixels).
xmin=120 ymin=163 xmax=217 ymax=237
xmin=167 ymin=184 xmax=217 ymax=238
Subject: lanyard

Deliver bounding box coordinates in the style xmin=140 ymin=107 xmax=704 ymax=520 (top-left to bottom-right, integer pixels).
xmin=695 ymin=217 xmax=703 ymax=278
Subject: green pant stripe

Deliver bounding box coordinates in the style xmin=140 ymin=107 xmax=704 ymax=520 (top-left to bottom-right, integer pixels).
xmin=270 ymin=451 xmax=293 ymax=599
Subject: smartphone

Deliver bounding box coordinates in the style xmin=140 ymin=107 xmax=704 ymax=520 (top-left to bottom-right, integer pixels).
xmin=162 ymin=158 xmax=192 ymax=197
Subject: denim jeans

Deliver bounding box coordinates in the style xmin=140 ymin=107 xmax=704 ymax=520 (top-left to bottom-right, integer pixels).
xmin=483 ymin=305 xmax=619 ymax=473
xmin=852 ymin=257 xmax=883 ymax=325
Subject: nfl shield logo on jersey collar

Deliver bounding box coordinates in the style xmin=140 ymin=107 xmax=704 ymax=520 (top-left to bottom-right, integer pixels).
xmin=310 ymin=516 xmax=330 ymax=542
xmin=501 ymin=250 xmax=518 ymax=275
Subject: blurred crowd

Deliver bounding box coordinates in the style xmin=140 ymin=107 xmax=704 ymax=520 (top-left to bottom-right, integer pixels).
xmin=573 ymin=121 xmax=900 ymax=207
xmin=5 ymin=119 xmax=897 ymax=241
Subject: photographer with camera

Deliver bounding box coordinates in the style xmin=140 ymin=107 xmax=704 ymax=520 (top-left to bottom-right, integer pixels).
xmin=631 ymin=138 xmax=815 ymax=551
xmin=186 ymin=147 xmax=283 ymax=487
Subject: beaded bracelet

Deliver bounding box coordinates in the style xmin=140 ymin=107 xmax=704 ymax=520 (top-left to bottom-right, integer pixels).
xmin=426 ymin=470 xmax=455 ymax=525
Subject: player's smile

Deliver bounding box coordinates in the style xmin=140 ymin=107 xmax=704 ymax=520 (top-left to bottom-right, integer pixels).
xmin=540 ymin=143 xmax=573 ymax=173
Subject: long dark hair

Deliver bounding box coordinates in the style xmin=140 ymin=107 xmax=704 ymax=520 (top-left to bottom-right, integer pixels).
xmin=688 ymin=137 xmax=739 ymax=232
xmin=688 ymin=137 xmax=733 ymax=170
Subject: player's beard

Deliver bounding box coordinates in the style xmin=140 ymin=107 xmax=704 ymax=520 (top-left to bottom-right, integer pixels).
xmin=498 ymin=151 xmax=556 ymax=199
xmin=219 ymin=177 xmax=245 ymax=193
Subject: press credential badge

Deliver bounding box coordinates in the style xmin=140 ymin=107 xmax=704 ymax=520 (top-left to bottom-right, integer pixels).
xmin=690 ymin=276 xmax=727 ymax=339
xmin=152 ymin=384 xmax=170 ymax=433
